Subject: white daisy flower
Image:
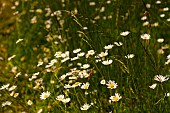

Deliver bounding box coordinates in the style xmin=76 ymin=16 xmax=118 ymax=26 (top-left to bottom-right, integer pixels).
xmin=81 ymin=64 xmax=90 ymax=69
xmin=125 ymin=54 xmax=135 ymax=59
xmin=102 ymin=59 xmax=113 ymax=65
xmin=56 ymin=95 xmax=65 ymax=101
xmin=61 ymin=98 xmax=71 ymax=103
xmin=154 ymin=75 xmax=169 ymax=83
xmin=8 ymin=85 xmax=17 ymax=91
xmin=149 ymin=83 xmax=157 ymax=89
xmin=40 ymin=91 xmax=50 ymax=100
xmin=114 ymin=42 xmax=123 ymax=46
xmin=8 ymin=55 xmax=16 ymax=61
xmin=141 ymin=34 xmax=150 ymax=40
xmin=99 ymin=52 xmax=108 ymax=57
xmin=104 ymin=44 xmax=114 ymax=49
xmin=73 ymin=48 xmax=81 ymax=53
xmin=16 ymin=39 xmax=23 ymax=44
xmin=0 ymin=84 xmax=10 ymax=90
xmin=77 ymin=52 xmax=85 ymax=57
xmin=54 ymin=51 xmax=62 ymax=58
xmin=120 ymin=31 xmax=130 ymax=36
xmin=141 ymin=16 xmax=147 ymax=21
xmin=109 ymin=93 xmax=122 ymax=102
xmin=100 ymin=80 xmax=106 ymax=85
xmin=106 ymin=80 xmax=118 ymax=89
xmin=156 ymin=0 xmax=161 ymax=4
xmin=27 ymin=100 xmax=33 ymax=106
xmin=157 ymin=38 xmax=164 ymax=43
xmin=80 ymin=103 xmax=91 ymax=110
xmin=2 ymin=101 xmax=12 ymax=107
xmin=81 ymin=82 xmax=90 ymax=89
xmin=71 ymin=82 xmax=82 ymax=88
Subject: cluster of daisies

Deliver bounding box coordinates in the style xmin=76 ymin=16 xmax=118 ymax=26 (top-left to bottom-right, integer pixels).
xmin=0 ymin=84 xmax=19 ymax=107
xmin=149 ymin=74 xmax=169 ymax=90
xmin=140 ymin=0 xmax=170 ymax=27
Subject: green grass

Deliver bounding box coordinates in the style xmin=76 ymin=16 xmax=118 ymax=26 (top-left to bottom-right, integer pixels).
xmin=0 ymin=0 xmax=170 ymax=113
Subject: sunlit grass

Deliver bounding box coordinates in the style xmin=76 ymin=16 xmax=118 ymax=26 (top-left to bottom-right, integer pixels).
xmin=0 ymin=0 xmax=170 ymax=113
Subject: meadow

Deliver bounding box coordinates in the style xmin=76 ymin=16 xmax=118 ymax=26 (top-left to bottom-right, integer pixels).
xmin=0 ymin=0 xmax=170 ymax=113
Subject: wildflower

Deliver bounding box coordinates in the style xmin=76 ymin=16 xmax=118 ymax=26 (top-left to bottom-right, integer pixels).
xmin=114 ymin=42 xmax=123 ymax=46
xmin=141 ymin=16 xmax=147 ymax=21
xmin=83 ymin=27 xmax=88 ymax=30
xmin=157 ymin=38 xmax=164 ymax=43
xmin=0 ymin=57 xmax=3 ymax=60
xmin=86 ymin=50 xmax=95 ymax=58
xmin=61 ymin=51 xmax=69 ymax=58
xmin=167 ymin=54 xmax=170 ymax=59
xmin=80 ymin=103 xmax=91 ymax=110
xmin=125 ymin=54 xmax=135 ymax=59
xmin=77 ymin=62 xmax=82 ymax=66
xmin=81 ymin=82 xmax=90 ymax=89
xmin=167 ymin=18 xmax=170 ymax=22
xmin=40 ymin=91 xmax=50 ymax=100
xmin=104 ymin=44 xmax=114 ymax=49
xmin=146 ymin=4 xmax=151 ymax=8
xmin=8 ymin=55 xmax=16 ymax=61
xmin=31 ymin=16 xmax=37 ymax=24
xmin=99 ymin=52 xmax=108 ymax=57
xmin=160 ymin=14 xmax=165 ymax=18
xmin=37 ymin=108 xmax=43 ymax=113
xmin=0 ymin=84 xmax=10 ymax=90
xmin=149 ymin=83 xmax=157 ymax=89
xmin=56 ymin=95 xmax=64 ymax=101
xmin=16 ymin=39 xmax=23 ymax=44
xmin=154 ymin=75 xmax=169 ymax=83
xmin=106 ymin=80 xmax=118 ymax=89
xmin=141 ymin=34 xmax=150 ymax=40
xmin=157 ymin=49 xmax=164 ymax=54
xmin=165 ymin=93 xmax=170 ymax=97
xmin=143 ymin=21 xmax=149 ymax=26
xmin=8 ymin=85 xmax=17 ymax=91
xmin=71 ymin=82 xmax=82 ymax=88
xmin=102 ymin=59 xmax=113 ymax=65
xmin=106 ymin=0 xmax=111 ymax=4
xmin=163 ymin=7 xmax=169 ymax=11
xmin=61 ymin=57 xmax=70 ymax=63
xmin=13 ymin=92 xmax=19 ymax=98
xmin=109 ymin=93 xmax=122 ymax=102
xmin=36 ymin=9 xmax=43 ymax=13
xmin=151 ymin=22 xmax=159 ymax=27
xmin=59 ymin=74 xmax=67 ymax=81
xmin=89 ymin=2 xmax=95 ymax=6
xmin=100 ymin=7 xmax=105 ymax=12
xmin=64 ymin=84 xmax=72 ymax=89
xmin=69 ymin=76 xmax=77 ymax=80
xmin=54 ymin=51 xmax=62 ymax=58
xmin=71 ymin=56 xmax=79 ymax=61
xmin=156 ymin=1 xmax=161 ymax=4
xmin=81 ymin=64 xmax=90 ymax=69
xmin=73 ymin=48 xmax=81 ymax=53
xmin=27 ymin=100 xmax=33 ymax=105
xmin=77 ymin=52 xmax=85 ymax=57
xmin=15 ymin=1 xmax=19 ymax=6
xmin=120 ymin=31 xmax=130 ymax=36
xmin=100 ymin=80 xmax=106 ymax=85
xmin=2 ymin=101 xmax=12 ymax=107
xmin=61 ymin=98 xmax=71 ymax=103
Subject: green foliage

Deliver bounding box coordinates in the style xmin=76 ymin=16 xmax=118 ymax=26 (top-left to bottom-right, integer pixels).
xmin=0 ymin=0 xmax=170 ymax=113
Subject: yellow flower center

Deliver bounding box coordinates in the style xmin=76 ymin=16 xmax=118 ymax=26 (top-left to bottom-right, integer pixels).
xmin=44 ymin=94 xmax=49 ymax=99
xmin=113 ymin=96 xmax=119 ymax=101
xmin=109 ymin=83 xmax=114 ymax=88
